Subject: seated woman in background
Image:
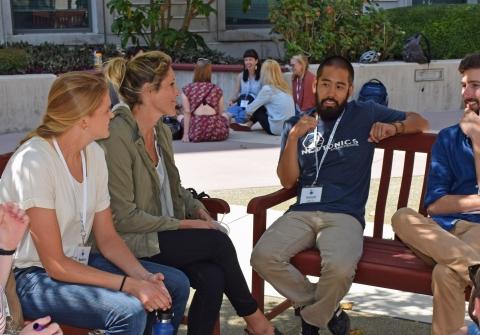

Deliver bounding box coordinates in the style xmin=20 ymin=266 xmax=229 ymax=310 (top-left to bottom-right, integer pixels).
xmin=229 ymin=49 xmax=262 ymax=105
xmin=227 ymin=49 xmax=262 ymax=123
xmin=0 ymin=202 xmax=62 ymax=335
xmin=0 ymin=72 xmax=189 ymax=335
xmin=230 ymin=59 xmax=295 ymax=135
xmin=181 ymin=58 xmax=229 ymax=142
xmin=102 ymin=51 xmax=283 ymax=335
xmin=290 ymin=54 xmax=316 ymax=115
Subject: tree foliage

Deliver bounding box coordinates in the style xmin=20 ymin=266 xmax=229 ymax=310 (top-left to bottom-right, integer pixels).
xmin=269 ymin=0 xmax=404 ymax=62
xmin=107 ymin=0 xmax=216 ymax=50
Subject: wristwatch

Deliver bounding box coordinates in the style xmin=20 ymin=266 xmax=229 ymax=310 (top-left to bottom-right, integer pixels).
xmin=0 ymin=248 xmax=16 ymax=255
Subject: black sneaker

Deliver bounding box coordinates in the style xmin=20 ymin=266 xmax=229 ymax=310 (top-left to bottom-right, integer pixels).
xmin=300 ymin=316 xmax=319 ymax=335
xmin=327 ymin=307 xmax=350 ymax=335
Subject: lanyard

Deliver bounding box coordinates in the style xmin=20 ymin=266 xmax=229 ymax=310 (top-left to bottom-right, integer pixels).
xmin=295 ymin=76 xmax=303 ymax=104
xmin=311 ymin=111 xmax=344 ymax=186
xmin=52 ymin=138 xmax=88 ymax=246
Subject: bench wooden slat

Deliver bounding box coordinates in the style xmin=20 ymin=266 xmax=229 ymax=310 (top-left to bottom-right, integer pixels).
xmin=398 ymin=150 xmax=415 ymax=209
xmin=419 ymin=153 xmax=432 ymax=216
xmin=374 ymin=148 xmax=393 ymax=238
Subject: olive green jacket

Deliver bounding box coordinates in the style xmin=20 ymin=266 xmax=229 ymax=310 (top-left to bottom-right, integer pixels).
xmin=99 ymin=104 xmax=205 ymax=258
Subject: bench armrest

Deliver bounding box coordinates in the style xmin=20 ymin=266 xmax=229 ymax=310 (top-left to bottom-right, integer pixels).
xmin=201 ymin=197 xmax=230 ymax=220
xmin=247 ymin=187 xmax=297 ymax=215
xmin=247 ymin=187 xmax=297 ymax=245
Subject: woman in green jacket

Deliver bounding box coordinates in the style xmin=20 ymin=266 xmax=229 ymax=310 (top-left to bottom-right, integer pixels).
xmin=102 ymin=51 xmax=281 ymax=335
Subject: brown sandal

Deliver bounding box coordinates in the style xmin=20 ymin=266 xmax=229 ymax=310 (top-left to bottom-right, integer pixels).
xmin=244 ymin=328 xmax=283 ymax=335
xmin=230 ymin=123 xmax=252 ymax=132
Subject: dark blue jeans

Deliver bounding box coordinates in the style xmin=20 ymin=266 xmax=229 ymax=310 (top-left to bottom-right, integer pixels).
xmin=14 ymin=254 xmax=190 ymax=335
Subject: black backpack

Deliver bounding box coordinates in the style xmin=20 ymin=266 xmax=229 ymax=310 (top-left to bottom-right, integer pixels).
xmin=162 ymin=116 xmax=183 ymax=140
xmin=358 ymin=79 xmax=388 ymax=106
xmin=402 ymin=32 xmax=431 ymax=64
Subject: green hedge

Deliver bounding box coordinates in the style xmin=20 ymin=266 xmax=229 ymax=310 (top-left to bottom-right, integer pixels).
xmin=0 ymin=48 xmax=28 ymax=75
xmin=0 ymin=43 xmax=121 ymax=75
xmin=386 ymin=4 xmax=480 ymax=60
xmin=0 ymin=43 xmax=238 ymax=75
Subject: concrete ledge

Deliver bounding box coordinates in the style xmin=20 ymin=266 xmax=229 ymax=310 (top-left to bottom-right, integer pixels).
xmin=0 ymin=60 xmax=462 ymax=135
xmin=0 ymin=74 xmax=56 ymax=133
xmin=349 ymin=60 xmax=462 ymax=114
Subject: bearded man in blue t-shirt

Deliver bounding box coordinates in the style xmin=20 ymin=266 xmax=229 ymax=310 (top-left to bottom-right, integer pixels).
xmin=251 ymin=55 xmax=428 ymax=335
xmin=393 ymin=53 xmax=480 ymax=335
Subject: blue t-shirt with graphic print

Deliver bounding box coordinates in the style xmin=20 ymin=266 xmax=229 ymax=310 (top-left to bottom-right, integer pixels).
xmin=280 ymin=100 xmax=406 ymax=227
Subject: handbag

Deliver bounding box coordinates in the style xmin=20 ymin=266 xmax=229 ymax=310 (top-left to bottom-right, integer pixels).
xmin=162 ymin=116 xmax=183 ymax=140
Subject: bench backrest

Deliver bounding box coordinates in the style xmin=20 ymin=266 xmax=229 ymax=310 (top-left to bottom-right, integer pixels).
xmin=373 ymin=132 xmax=437 ymax=238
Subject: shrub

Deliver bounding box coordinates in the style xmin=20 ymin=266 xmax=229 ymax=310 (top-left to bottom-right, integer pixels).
xmin=270 ymin=0 xmax=404 ymax=63
xmin=386 ymin=4 xmax=480 ymax=60
xmin=107 ymin=0 xmax=215 ymax=51
xmin=0 ymin=42 xmax=238 ymax=75
xmin=0 ymin=48 xmax=28 ymax=75
xmin=0 ymin=43 xmax=122 ymax=75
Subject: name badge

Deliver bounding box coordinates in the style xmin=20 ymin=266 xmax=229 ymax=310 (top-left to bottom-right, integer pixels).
xmin=300 ymin=186 xmax=323 ymax=204
xmin=240 ymin=100 xmax=249 ymax=108
xmin=72 ymin=246 xmax=91 ymax=265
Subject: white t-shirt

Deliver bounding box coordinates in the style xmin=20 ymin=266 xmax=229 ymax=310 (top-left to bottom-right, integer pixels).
xmin=0 ymin=137 xmax=110 ymax=269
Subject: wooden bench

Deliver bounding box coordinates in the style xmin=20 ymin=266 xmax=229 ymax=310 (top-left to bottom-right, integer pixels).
xmin=247 ymin=132 xmax=449 ymax=320
xmin=0 ymin=151 xmax=228 ymax=335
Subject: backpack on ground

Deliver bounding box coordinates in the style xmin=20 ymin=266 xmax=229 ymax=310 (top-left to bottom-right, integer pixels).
xmin=402 ymin=32 xmax=431 ymax=64
xmin=358 ymin=79 xmax=388 ymax=106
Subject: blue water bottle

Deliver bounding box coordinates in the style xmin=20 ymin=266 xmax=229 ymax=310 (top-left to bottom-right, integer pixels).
xmin=152 ymin=309 xmax=174 ymax=335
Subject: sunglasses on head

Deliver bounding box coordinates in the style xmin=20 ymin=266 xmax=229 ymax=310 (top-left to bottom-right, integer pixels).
xmin=197 ymin=58 xmax=211 ymax=64
xmin=469 ymin=264 xmax=480 ymax=286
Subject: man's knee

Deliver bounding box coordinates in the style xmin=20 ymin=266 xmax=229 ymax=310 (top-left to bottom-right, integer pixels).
xmin=391 ymin=207 xmax=417 ymax=232
xmin=251 ymin=241 xmax=278 ymax=273
xmin=321 ymin=256 xmax=358 ymax=281
xmin=432 ymin=264 xmax=465 ymax=289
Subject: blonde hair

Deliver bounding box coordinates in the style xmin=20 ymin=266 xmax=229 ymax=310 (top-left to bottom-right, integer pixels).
xmin=260 ymin=59 xmax=290 ymax=94
xmin=105 ymin=50 xmax=172 ymax=109
xmin=22 ymin=72 xmax=107 ymax=144
xmin=193 ymin=60 xmax=212 ymax=83
xmin=291 ymin=54 xmax=309 ymax=77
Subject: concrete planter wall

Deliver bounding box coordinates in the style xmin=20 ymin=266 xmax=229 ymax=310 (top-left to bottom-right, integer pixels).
xmin=0 ymin=60 xmax=462 ymax=134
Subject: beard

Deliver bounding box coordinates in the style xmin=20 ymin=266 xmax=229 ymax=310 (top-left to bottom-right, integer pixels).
xmin=315 ymin=93 xmax=348 ymax=121
xmin=465 ymin=98 xmax=480 ymax=115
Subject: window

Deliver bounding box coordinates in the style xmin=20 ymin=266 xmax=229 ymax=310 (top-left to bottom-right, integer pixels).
xmin=412 ymin=0 xmax=466 ymax=4
xmin=225 ymin=0 xmax=276 ymax=29
xmin=11 ymin=0 xmax=91 ymax=33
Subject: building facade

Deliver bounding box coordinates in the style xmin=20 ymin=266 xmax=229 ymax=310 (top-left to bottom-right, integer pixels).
xmin=0 ymin=0 xmax=477 ymax=58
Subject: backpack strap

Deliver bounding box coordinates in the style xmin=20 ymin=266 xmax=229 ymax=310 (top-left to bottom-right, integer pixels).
xmin=418 ymin=32 xmax=432 ymax=64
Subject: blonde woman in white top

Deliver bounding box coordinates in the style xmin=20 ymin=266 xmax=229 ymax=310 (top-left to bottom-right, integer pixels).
xmin=0 ymin=202 xmax=61 ymax=335
xmin=0 ymin=72 xmax=189 ymax=334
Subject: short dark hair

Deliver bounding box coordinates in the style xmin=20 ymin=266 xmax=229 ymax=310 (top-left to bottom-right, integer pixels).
xmin=316 ymin=55 xmax=354 ymax=84
xmin=459 ymin=52 xmax=480 ymax=74
xmin=242 ymin=49 xmax=261 ymax=82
